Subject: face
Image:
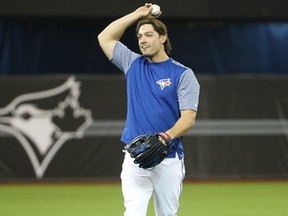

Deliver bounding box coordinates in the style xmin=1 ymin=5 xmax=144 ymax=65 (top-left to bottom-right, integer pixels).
xmin=137 ymin=24 xmax=166 ymax=59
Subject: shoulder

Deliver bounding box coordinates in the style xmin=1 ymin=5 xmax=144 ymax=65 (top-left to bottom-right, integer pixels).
xmin=170 ymin=59 xmax=190 ymax=72
xmin=166 ymin=59 xmax=198 ymax=84
xmin=169 ymin=59 xmax=200 ymax=89
xmin=112 ymin=41 xmax=142 ymax=73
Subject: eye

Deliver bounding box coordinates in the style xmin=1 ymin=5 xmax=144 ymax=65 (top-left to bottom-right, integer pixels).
xmin=21 ymin=112 xmax=31 ymax=120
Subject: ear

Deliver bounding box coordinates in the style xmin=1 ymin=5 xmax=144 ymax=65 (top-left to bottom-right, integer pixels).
xmin=160 ymin=35 xmax=167 ymax=44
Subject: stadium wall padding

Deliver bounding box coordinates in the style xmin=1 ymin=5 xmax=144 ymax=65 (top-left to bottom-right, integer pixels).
xmin=1 ymin=21 xmax=288 ymax=75
xmin=0 ymin=75 xmax=288 ymax=181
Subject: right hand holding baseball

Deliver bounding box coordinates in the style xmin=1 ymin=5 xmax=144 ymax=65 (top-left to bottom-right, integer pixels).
xmin=135 ymin=3 xmax=162 ymax=19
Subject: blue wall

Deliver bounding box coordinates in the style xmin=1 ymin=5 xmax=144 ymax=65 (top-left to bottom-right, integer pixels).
xmin=1 ymin=20 xmax=288 ymax=75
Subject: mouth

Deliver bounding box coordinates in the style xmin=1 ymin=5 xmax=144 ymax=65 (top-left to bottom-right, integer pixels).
xmin=141 ymin=44 xmax=150 ymax=50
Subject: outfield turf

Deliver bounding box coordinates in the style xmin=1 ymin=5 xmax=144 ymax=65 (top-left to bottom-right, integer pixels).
xmin=0 ymin=181 xmax=287 ymax=216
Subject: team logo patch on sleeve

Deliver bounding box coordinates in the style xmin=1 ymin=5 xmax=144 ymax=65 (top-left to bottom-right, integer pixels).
xmin=156 ymin=78 xmax=171 ymax=90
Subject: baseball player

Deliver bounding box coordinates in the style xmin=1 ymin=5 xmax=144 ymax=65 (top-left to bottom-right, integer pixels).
xmin=98 ymin=3 xmax=200 ymax=216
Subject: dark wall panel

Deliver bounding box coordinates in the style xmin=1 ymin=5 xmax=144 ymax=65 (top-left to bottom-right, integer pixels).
xmin=210 ymin=0 xmax=288 ymax=20
xmin=0 ymin=0 xmax=208 ymax=19
xmin=0 ymin=75 xmax=288 ymax=181
xmin=1 ymin=0 xmax=288 ymax=20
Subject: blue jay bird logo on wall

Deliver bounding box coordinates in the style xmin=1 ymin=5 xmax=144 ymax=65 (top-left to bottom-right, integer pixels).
xmin=0 ymin=76 xmax=93 ymax=179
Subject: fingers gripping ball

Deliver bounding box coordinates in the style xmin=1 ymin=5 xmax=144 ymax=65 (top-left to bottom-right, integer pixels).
xmin=125 ymin=133 xmax=174 ymax=169
xmin=151 ymin=4 xmax=161 ymax=16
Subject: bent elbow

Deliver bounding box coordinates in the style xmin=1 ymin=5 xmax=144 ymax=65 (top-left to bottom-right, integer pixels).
xmin=97 ymin=33 xmax=104 ymax=44
xmin=187 ymin=121 xmax=194 ymax=131
xmin=190 ymin=117 xmax=196 ymax=128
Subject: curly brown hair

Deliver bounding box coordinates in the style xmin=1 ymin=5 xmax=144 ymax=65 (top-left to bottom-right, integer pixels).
xmin=136 ymin=19 xmax=172 ymax=54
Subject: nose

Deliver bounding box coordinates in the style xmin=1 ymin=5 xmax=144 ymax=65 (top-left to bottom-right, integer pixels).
xmin=139 ymin=36 xmax=147 ymax=44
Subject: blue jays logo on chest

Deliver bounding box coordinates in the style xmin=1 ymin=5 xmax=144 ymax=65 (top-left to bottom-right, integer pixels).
xmin=156 ymin=78 xmax=171 ymax=90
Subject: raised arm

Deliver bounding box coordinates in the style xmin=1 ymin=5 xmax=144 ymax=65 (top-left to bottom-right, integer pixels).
xmin=97 ymin=3 xmax=156 ymax=60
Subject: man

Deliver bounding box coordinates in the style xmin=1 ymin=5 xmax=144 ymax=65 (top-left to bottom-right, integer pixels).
xmin=98 ymin=3 xmax=200 ymax=216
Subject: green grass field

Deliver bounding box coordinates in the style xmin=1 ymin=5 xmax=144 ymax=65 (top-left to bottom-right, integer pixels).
xmin=0 ymin=181 xmax=287 ymax=216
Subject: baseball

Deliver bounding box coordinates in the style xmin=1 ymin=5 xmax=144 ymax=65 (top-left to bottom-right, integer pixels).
xmin=151 ymin=4 xmax=161 ymax=16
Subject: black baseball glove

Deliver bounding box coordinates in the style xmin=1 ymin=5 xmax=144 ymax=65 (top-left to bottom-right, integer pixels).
xmin=125 ymin=132 xmax=174 ymax=169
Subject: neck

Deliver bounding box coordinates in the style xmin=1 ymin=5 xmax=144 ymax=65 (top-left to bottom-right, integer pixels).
xmin=148 ymin=52 xmax=169 ymax=63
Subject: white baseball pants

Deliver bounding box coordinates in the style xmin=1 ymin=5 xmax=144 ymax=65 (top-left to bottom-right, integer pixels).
xmin=121 ymin=152 xmax=185 ymax=216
